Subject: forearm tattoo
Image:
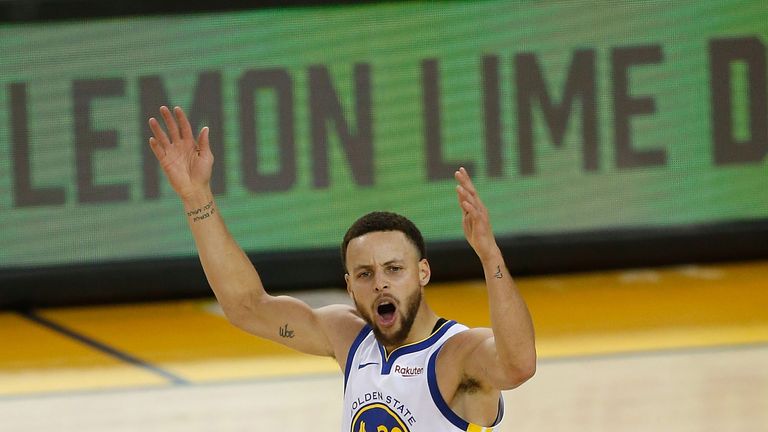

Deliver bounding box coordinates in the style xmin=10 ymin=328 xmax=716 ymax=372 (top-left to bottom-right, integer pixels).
xmin=494 ymin=265 xmax=503 ymax=279
xmin=186 ymin=200 xmax=215 ymax=222
xmin=279 ymin=323 xmax=295 ymax=338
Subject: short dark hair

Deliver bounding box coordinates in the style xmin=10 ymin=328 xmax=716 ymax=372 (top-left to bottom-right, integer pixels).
xmin=341 ymin=211 xmax=426 ymax=272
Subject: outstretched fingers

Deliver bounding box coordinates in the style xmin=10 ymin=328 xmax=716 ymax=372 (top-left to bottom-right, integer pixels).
xmin=455 ymin=167 xmax=485 ymax=214
xmin=457 ymin=185 xmax=478 ymax=215
xmin=159 ymin=106 xmax=181 ymax=143
xmin=148 ymin=117 xmax=172 ymax=162
xmin=148 ymin=117 xmax=169 ymax=146
xmin=453 ymin=167 xmax=498 ymax=257
xmin=174 ymin=106 xmax=194 ymax=140
xmin=459 ymin=196 xmax=479 ymax=217
xmin=455 ymin=166 xmax=478 ymax=196
xmin=148 ymin=136 xmax=165 ymax=160
xmin=197 ymin=126 xmax=210 ymax=155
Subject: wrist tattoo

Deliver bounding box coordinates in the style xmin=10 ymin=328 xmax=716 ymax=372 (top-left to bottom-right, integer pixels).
xmin=279 ymin=323 xmax=295 ymax=338
xmin=494 ymin=265 xmax=503 ymax=279
xmin=186 ymin=200 xmax=215 ymax=222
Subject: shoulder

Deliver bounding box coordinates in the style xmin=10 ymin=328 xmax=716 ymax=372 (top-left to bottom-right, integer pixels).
xmin=315 ymin=304 xmax=367 ymax=364
xmin=315 ymin=304 xmax=365 ymax=340
xmin=439 ymin=326 xmax=493 ymax=361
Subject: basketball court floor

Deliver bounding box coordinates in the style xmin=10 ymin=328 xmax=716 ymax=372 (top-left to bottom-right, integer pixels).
xmin=1 ymin=261 xmax=767 ymax=431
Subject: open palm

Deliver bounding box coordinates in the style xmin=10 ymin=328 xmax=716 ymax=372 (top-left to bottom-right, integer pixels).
xmin=148 ymin=106 xmax=214 ymax=200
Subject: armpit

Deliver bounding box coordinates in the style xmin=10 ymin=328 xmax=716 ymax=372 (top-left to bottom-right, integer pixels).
xmin=457 ymin=374 xmax=483 ymax=395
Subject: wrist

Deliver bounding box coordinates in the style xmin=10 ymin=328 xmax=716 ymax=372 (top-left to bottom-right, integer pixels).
xmin=478 ymin=243 xmax=502 ymax=263
xmin=480 ymin=247 xmax=507 ymax=281
xmin=181 ymin=189 xmax=214 ymax=209
xmin=182 ymin=190 xmax=216 ymax=223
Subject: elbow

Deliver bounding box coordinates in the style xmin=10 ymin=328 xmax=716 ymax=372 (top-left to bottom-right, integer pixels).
xmin=498 ymin=353 xmax=537 ymax=390
xmin=222 ymin=307 xmax=250 ymax=330
xmin=220 ymin=293 xmax=263 ymax=331
xmin=519 ymin=357 xmax=537 ymax=382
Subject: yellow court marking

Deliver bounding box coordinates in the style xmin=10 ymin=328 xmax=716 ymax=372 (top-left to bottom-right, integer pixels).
xmin=0 ymin=313 xmax=166 ymax=396
xmin=37 ymin=301 xmax=326 ymax=383
xmin=540 ymin=323 xmax=768 ymax=358
xmin=165 ymin=356 xmax=339 ymax=383
xmin=2 ymin=260 xmax=766 ymax=396
xmin=0 ymin=367 xmax=169 ymax=396
xmin=0 ymin=313 xmax=110 ymax=370
xmin=426 ymin=260 xmax=768 ymax=357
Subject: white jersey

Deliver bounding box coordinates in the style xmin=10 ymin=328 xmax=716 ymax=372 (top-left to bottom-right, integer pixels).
xmin=341 ymin=320 xmax=503 ymax=432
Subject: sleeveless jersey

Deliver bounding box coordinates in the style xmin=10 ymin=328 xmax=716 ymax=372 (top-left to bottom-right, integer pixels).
xmin=341 ymin=320 xmax=504 ymax=432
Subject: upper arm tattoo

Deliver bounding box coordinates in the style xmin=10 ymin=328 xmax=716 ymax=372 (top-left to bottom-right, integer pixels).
xmin=279 ymin=323 xmax=295 ymax=338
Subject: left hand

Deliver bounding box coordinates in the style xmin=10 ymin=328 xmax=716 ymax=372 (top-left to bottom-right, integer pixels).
xmin=454 ymin=167 xmax=500 ymax=261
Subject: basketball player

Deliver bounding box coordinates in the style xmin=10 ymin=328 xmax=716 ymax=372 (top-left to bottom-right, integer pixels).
xmin=149 ymin=106 xmax=536 ymax=432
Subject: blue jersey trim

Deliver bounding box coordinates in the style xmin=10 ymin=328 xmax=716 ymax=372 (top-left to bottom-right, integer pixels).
xmin=427 ymin=345 xmax=469 ymax=430
xmin=427 ymin=344 xmax=505 ymax=430
xmin=344 ymin=324 xmax=372 ymax=392
xmin=494 ymin=395 xmax=505 ymax=426
xmin=377 ymin=320 xmax=457 ymax=374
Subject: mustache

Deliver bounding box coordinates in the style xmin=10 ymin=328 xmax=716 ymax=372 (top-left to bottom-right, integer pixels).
xmin=373 ymin=294 xmax=398 ymax=308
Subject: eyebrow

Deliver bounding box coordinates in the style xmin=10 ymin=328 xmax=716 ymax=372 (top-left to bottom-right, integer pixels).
xmin=352 ymin=260 xmax=404 ymax=272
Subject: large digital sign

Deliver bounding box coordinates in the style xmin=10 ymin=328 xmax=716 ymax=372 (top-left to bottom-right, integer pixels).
xmin=1 ymin=0 xmax=766 ymax=269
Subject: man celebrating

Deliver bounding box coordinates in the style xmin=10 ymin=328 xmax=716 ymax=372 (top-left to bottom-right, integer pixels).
xmin=149 ymin=106 xmax=536 ymax=431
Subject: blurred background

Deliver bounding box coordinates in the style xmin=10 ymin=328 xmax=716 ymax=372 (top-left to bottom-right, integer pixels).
xmin=0 ymin=0 xmax=766 ymax=431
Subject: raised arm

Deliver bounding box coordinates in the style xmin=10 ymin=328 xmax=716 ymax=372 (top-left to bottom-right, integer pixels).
xmin=147 ymin=106 xmax=361 ymax=361
xmin=446 ymin=167 xmax=536 ymax=390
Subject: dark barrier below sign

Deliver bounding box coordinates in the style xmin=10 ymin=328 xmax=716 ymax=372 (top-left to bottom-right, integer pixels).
xmin=2 ymin=219 xmax=766 ymax=309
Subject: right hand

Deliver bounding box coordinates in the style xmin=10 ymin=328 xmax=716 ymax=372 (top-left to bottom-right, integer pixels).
xmin=148 ymin=106 xmax=213 ymax=200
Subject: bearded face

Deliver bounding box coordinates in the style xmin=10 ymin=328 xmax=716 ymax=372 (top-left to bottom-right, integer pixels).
xmin=344 ymin=231 xmax=431 ymax=349
xmin=354 ymin=285 xmax=422 ymax=347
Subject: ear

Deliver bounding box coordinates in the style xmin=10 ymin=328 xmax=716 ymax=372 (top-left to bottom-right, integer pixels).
xmin=418 ymin=259 xmax=431 ymax=287
xmin=345 ymin=273 xmax=353 ymax=298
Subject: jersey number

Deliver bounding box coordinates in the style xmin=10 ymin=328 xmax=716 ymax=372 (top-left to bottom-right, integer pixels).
xmin=358 ymin=421 xmax=403 ymax=432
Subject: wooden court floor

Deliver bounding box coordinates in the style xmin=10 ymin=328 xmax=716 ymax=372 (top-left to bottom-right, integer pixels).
xmin=1 ymin=260 xmax=767 ymax=431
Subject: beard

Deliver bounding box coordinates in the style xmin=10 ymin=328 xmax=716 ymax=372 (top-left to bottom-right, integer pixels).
xmin=355 ymin=287 xmax=422 ymax=348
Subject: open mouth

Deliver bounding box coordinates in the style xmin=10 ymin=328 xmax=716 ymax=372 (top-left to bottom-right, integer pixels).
xmin=376 ymin=300 xmax=397 ymax=327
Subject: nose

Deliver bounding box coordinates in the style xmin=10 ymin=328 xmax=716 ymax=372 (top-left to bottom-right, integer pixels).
xmin=374 ymin=272 xmax=389 ymax=292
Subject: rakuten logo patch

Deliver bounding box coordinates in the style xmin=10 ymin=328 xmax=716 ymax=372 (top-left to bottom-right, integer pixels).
xmin=394 ymin=365 xmax=424 ymax=377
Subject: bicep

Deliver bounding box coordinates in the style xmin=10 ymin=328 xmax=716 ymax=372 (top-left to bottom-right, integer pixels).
xmin=229 ymin=294 xmax=356 ymax=357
